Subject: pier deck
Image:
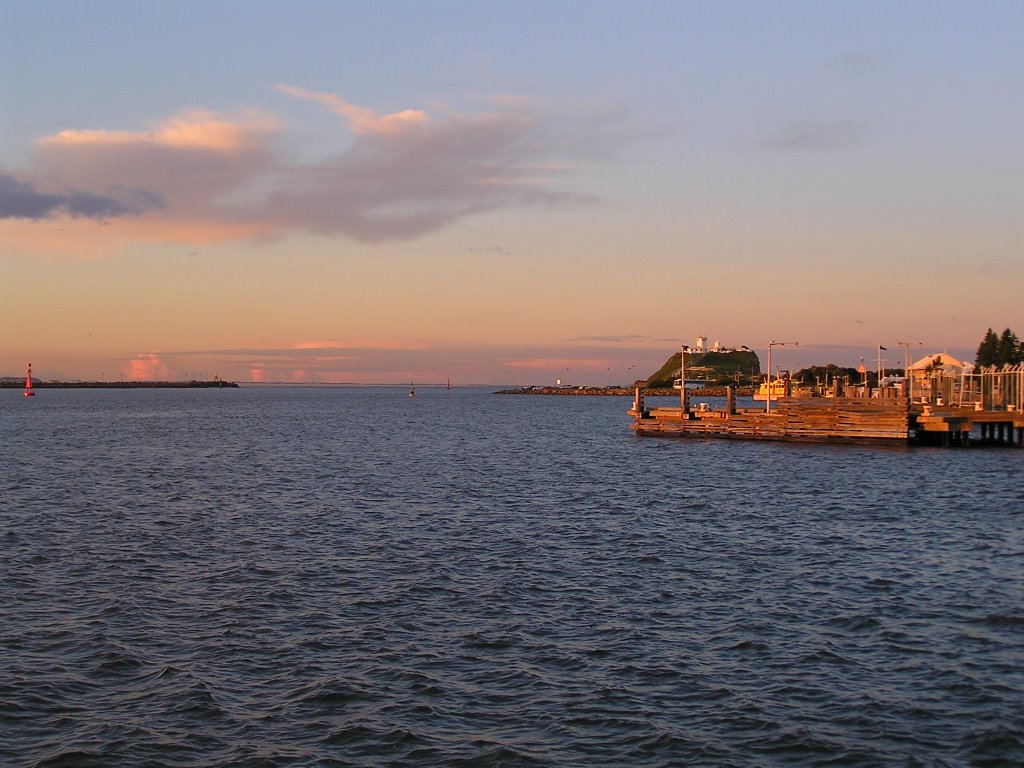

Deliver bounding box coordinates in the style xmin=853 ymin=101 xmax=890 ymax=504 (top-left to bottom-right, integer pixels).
xmin=629 ymin=390 xmax=1024 ymax=447
xmin=913 ymin=407 xmax=1024 ymax=447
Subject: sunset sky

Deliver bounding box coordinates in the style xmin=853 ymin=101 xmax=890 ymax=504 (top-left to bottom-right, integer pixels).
xmin=2 ymin=1 xmax=1021 ymax=384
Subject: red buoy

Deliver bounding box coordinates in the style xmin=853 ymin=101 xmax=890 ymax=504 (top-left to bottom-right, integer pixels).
xmin=23 ymin=362 xmax=35 ymax=397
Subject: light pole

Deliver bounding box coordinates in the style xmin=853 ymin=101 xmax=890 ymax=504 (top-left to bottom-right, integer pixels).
xmin=679 ymin=345 xmax=688 ymax=414
xmin=897 ymin=341 xmax=922 ymax=401
xmin=766 ymin=340 xmax=798 ymax=413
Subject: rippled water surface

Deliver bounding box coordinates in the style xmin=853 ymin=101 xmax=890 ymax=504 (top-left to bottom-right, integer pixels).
xmin=2 ymin=386 xmax=1023 ymax=767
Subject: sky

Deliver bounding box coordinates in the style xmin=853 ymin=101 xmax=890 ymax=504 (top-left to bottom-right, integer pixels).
xmin=2 ymin=1 xmax=1022 ymax=385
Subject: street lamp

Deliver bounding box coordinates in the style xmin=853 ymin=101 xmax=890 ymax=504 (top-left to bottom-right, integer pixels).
xmin=897 ymin=341 xmax=922 ymax=401
xmin=766 ymin=340 xmax=798 ymax=413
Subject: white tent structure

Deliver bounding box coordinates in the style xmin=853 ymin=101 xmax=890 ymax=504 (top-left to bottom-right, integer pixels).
xmin=908 ymin=353 xmax=970 ymax=404
xmin=909 ymin=352 xmax=967 ymax=374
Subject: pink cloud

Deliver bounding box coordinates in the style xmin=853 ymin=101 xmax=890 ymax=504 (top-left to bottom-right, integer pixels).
xmin=503 ymin=357 xmax=609 ymax=370
xmin=34 ymin=109 xmax=278 ymax=215
xmin=292 ymin=339 xmax=429 ymax=351
xmin=2 ymin=90 xmax=612 ymax=255
xmin=39 ymin=109 xmax=275 ymax=151
xmin=126 ymin=353 xmax=172 ymax=381
xmin=264 ymin=87 xmax=599 ymax=242
xmin=275 ymin=85 xmax=430 ymax=136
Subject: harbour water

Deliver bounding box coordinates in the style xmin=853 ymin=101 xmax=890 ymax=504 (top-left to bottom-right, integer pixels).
xmin=2 ymin=387 xmax=1022 ymax=767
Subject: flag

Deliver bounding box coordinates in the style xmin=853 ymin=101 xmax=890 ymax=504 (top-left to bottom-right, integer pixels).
xmin=879 ymin=345 xmax=887 ymax=350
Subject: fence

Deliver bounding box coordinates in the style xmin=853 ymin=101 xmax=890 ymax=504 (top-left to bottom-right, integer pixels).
xmin=927 ymin=363 xmax=1024 ymax=411
xmin=973 ymin=363 xmax=1024 ymax=411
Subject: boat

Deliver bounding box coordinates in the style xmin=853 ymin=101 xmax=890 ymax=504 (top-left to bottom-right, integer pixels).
xmin=754 ymin=377 xmax=817 ymax=401
xmin=753 ymin=377 xmax=788 ymax=402
xmin=23 ymin=363 xmax=35 ymax=397
xmin=408 ymin=382 xmax=416 ymax=397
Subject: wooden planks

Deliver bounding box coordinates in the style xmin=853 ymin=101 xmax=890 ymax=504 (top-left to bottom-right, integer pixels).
xmin=632 ymin=393 xmax=1024 ymax=447
xmin=633 ymin=397 xmax=910 ymax=444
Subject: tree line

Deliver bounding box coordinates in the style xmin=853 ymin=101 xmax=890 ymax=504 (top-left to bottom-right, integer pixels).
xmin=975 ymin=328 xmax=1023 ymax=367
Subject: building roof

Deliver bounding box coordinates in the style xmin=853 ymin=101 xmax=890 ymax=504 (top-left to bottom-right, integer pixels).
xmin=909 ymin=352 xmax=968 ymax=371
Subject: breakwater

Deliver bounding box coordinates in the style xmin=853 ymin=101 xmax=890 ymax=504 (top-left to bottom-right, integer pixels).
xmin=1 ymin=379 xmax=238 ymax=389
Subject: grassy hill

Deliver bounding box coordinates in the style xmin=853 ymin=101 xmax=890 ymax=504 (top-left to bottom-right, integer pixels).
xmin=645 ymin=349 xmax=761 ymax=388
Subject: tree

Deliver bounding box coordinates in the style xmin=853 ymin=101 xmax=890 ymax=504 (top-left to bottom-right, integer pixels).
xmin=976 ymin=327 xmax=1023 ymax=367
xmin=793 ymin=364 xmax=860 ymax=385
xmin=997 ymin=328 xmax=1022 ymax=365
xmin=976 ymin=328 xmax=999 ymax=367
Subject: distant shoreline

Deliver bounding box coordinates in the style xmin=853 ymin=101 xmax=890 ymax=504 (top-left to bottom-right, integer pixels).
xmin=495 ymin=385 xmax=756 ymax=397
xmin=2 ymin=380 xmax=239 ymax=389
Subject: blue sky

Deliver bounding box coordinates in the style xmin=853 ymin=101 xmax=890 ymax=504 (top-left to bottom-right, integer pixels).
xmin=2 ymin=1 xmax=1021 ymax=383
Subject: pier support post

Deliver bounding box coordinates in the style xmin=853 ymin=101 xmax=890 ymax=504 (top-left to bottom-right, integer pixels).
xmin=633 ymin=386 xmax=647 ymax=418
xmin=726 ymin=385 xmax=736 ymax=415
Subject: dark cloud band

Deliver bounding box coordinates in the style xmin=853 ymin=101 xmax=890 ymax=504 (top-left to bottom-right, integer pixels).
xmin=0 ymin=174 xmax=163 ymax=220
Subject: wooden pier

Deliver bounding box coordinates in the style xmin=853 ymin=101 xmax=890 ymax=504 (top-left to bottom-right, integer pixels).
xmin=913 ymin=406 xmax=1024 ymax=447
xmin=629 ymin=387 xmax=1024 ymax=447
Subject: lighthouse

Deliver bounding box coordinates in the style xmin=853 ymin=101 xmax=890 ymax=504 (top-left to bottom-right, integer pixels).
xmin=24 ymin=363 xmax=36 ymax=397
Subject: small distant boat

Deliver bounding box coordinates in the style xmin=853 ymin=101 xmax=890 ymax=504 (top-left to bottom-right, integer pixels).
xmin=408 ymin=382 xmax=416 ymax=397
xmin=672 ymin=378 xmax=708 ymax=390
xmin=24 ymin=363 xmax=36 ymax=397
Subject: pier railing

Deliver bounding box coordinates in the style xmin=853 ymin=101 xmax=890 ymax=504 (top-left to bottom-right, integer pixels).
xmin=913 ymin=363 xmax=1023 ymax=412
xmin=973 ymin=363 xmax=1024 ymax=411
